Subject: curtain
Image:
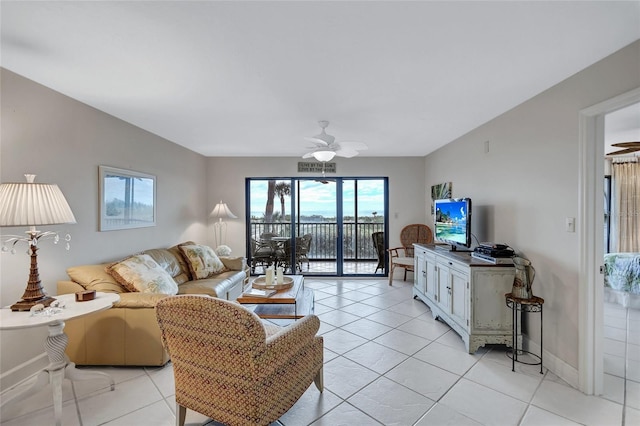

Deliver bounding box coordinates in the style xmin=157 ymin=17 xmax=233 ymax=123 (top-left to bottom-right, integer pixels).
xmin=611 ymin=159 xmax=640 ymax=252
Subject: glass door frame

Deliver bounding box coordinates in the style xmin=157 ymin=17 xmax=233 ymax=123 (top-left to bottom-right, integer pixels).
xmin=245 ymin=176 xmax=388 ymax=277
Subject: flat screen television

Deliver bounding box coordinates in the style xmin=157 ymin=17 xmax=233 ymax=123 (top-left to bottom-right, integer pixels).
xmin=434 ymin=198 xmax=472 ymax=251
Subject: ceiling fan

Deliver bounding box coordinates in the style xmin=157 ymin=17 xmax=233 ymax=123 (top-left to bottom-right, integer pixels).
xmin=302 ymin=121 xmax=367 ymax=162
xmin=607 ymin=141 xmax=640 ymax=156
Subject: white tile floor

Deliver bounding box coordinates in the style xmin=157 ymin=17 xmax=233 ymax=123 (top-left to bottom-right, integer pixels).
xmin=1 ymin=279 xmax=636 ymax=426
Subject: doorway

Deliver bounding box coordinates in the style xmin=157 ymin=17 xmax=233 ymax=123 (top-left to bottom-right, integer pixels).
xmin=578 ymin=88 xmax=640 ymax=395
xmin=246 ymin=177 xmax=388 ymax=277
xmin=602 ymin=102 xmax=639 ymax=411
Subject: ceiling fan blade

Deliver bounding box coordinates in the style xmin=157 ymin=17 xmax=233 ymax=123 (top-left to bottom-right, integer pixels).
xmin=304 ymin=136 xmax=330 ymax=146
xmin=307 ymin=131 xmax=335 ymax=145
xmin=302 ymin=151 xmax=317 ymax=159
xmin=338 ymin=141 xmax=368 ymax=151
xmin=335 ymin=148 xmax=360 ymax=158
xmin=607 ymin=148 xmax=640 ymax=156
xmin=612 ymin=141 xmax=640 ymax=148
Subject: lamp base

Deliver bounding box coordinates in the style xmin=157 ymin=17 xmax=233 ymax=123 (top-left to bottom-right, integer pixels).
xmin=11 ymin=295 xmax=56 ymax=312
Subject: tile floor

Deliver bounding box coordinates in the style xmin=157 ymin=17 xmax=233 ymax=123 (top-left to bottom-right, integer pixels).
xmin=1 ymin=279 xmax=638 ymax=426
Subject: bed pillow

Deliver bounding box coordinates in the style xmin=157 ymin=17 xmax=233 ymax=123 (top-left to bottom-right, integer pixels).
xmin=179 ymin=244 xmax=226 ymax=279
xmin=106 ymin=254 xmax=179 ymax=294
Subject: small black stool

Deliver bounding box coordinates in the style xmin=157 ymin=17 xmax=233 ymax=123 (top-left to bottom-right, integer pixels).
xmin=505 ymin=293 xmax=544 ymax=374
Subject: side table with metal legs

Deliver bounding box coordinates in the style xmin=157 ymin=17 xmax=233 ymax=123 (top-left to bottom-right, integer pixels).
xmin=505 ymin=293 xmax=544 ymax=374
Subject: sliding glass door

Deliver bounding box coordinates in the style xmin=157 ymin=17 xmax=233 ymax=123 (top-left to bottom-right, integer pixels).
xmin=342 ymin=179 xmax=387 ymax=275
xmin=247 ymin=177 xmax=387 ymax=277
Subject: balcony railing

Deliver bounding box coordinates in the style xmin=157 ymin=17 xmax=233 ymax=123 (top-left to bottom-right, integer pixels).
xmin=250 ymin=222 xmax=384 ymax=260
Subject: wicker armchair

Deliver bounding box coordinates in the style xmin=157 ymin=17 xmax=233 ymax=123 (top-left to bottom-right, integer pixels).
xmin=388 ymin=224 xmax=433 ymax=285
xmin=156 ymin=295 xmax=323 ymax=426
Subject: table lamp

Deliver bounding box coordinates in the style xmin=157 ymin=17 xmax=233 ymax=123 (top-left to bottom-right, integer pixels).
xmin=210 ymin=200 xmax=237 ymax=249
xmin=0 ymin=174 xmax=76 ymax=311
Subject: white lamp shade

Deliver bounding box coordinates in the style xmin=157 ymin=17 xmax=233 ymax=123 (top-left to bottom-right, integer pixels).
xmin=0 ymin=181 xmax=76 ymax=226
xmin=210 ymin=201 xmax=237 ymax=219
xmin=313 ymin=150 xmax=336 ymax=162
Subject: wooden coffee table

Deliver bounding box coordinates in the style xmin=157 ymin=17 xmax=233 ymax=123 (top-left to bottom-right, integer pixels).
xmin=237 ymin=275 xmax=314 ymax=319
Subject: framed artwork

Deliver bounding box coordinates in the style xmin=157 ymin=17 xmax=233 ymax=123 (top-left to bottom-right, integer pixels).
xmin=430 ymin=182 xmax=452 ymax=214
xmin=99 ymin=166 xmax=156 ymax=231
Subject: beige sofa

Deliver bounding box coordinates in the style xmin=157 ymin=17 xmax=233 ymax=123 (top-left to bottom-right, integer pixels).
xmin=57 ymin=242 xmax=249 ymax=366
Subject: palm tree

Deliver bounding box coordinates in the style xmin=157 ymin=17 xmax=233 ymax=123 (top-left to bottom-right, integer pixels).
xmin=274 ymin=182 xmax=291 ymax=222
xmin=264 ymin=180 xmax=276 ymax=232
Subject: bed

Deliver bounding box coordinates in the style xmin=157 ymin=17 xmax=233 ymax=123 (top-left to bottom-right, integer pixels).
xmin=604 ymin=252 xmax=640 ymax=309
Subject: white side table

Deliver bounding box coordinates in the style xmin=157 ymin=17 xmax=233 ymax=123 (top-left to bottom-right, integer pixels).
xmin=0 ymin=292 xmax=120 ymax=426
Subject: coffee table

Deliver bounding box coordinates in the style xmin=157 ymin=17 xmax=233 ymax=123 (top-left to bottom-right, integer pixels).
xmin=237 ymin=275 xmax=314 ymax=319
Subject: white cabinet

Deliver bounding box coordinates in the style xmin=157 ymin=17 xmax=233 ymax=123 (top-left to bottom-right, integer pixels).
xmin=413 ymin=244 xmax=515 ymax=353
xmin=414 ymin=246 xmax=437 ymax=303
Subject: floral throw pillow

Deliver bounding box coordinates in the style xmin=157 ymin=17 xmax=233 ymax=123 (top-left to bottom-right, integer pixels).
xmin=179 ymin=244 xmax=226 ymax=279
xmin=106 ymin=254 xmax=179 ymax=294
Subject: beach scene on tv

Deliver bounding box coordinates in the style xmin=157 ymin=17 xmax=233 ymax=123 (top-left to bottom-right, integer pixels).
xmin=435 ymin=201 xmax=468 ymax=245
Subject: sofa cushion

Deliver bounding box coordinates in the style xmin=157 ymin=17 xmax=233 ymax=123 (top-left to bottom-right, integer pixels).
xmin=177 ymin=270 xmax=245 ymax=298
xmin=144 ymin=247 xmax=190 ymax=284
xmin=67 ymin=264 xmax=127 ymax=293
xmin=179 ymin=244 xmax=225 ymax=279
xmin=114 ymin=292 xmax=172 ymax=308
xmin=107 ymin=254 xmax=179 ymax=295
xmin=220 ymin=256 xmax=247 ymax=271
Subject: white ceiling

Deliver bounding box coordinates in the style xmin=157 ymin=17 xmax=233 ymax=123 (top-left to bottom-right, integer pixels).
xmin=2 ymin=1 xmax=639 ymax=158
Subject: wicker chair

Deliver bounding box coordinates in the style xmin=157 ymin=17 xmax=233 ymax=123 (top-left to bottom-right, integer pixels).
xmin=295 ymin=233 xmax=312 ymax=272
xmin=250 ymin=238 xmax=274 ymax=273
xmin=156 ymin=295 xmax=323 ymax=426
xmin=388 ymin=224 xmax=433 ymax=285
xmin=372 ymin=231 xmax=385 ymax=273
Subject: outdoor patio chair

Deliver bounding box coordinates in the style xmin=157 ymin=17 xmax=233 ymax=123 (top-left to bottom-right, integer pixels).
xmin=295 ymin=234 xmax=312 ymax=272
xmin=250 ymin=238 xmax=274 ymax=273
xmin=372 ymin=231 xmax=385 ymax=273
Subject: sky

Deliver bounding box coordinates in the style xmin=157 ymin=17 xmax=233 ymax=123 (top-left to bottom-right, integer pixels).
xmin=249 ymin=179 xmax=385 ymax=218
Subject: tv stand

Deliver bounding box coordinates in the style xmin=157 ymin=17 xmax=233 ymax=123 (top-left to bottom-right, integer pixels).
xmin=449 ymin=245 xmax=472 ymax=252
xmin=413 ymin=243 xmax=517 ymax=353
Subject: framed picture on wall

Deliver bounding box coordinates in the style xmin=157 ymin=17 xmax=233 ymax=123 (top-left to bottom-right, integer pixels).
xmin=430 ymin=182 xmax=452 ymax=214
xmin=99 ymin=166 xmax=156 ymax=231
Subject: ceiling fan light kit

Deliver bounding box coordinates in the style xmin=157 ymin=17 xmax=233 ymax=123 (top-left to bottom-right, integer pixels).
xmin=313 ymin=150 xmax=336 ymax=162
xmin=302 ymin=120 xmax=367 ymax=162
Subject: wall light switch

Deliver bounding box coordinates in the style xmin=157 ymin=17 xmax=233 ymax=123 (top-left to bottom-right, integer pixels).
xmin=566 ymin=217 xmax=575 ymax=233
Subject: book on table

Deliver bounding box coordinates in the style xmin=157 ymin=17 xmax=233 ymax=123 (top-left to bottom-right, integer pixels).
xmin=243 ymin=288 xmax=276 ymax=298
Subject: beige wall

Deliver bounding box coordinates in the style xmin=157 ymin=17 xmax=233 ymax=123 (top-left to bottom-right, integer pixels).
xmin=0 ymin=69 xmax=209 ymax=376
xmin=206 ymin=156 xmax=426 ymax=257
xmin=424 ymin=40 xmax=640 ymax=371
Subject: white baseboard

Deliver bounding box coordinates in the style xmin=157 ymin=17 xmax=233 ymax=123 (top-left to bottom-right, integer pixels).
xmin=0 ymin=353 xmax=48 ymax=394
xmin=525 ymin=335 xmax=579 ymax=389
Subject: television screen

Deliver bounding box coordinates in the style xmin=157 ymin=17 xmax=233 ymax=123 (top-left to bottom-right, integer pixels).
xmin=434 ymin=198 xmax=472 ymax=249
